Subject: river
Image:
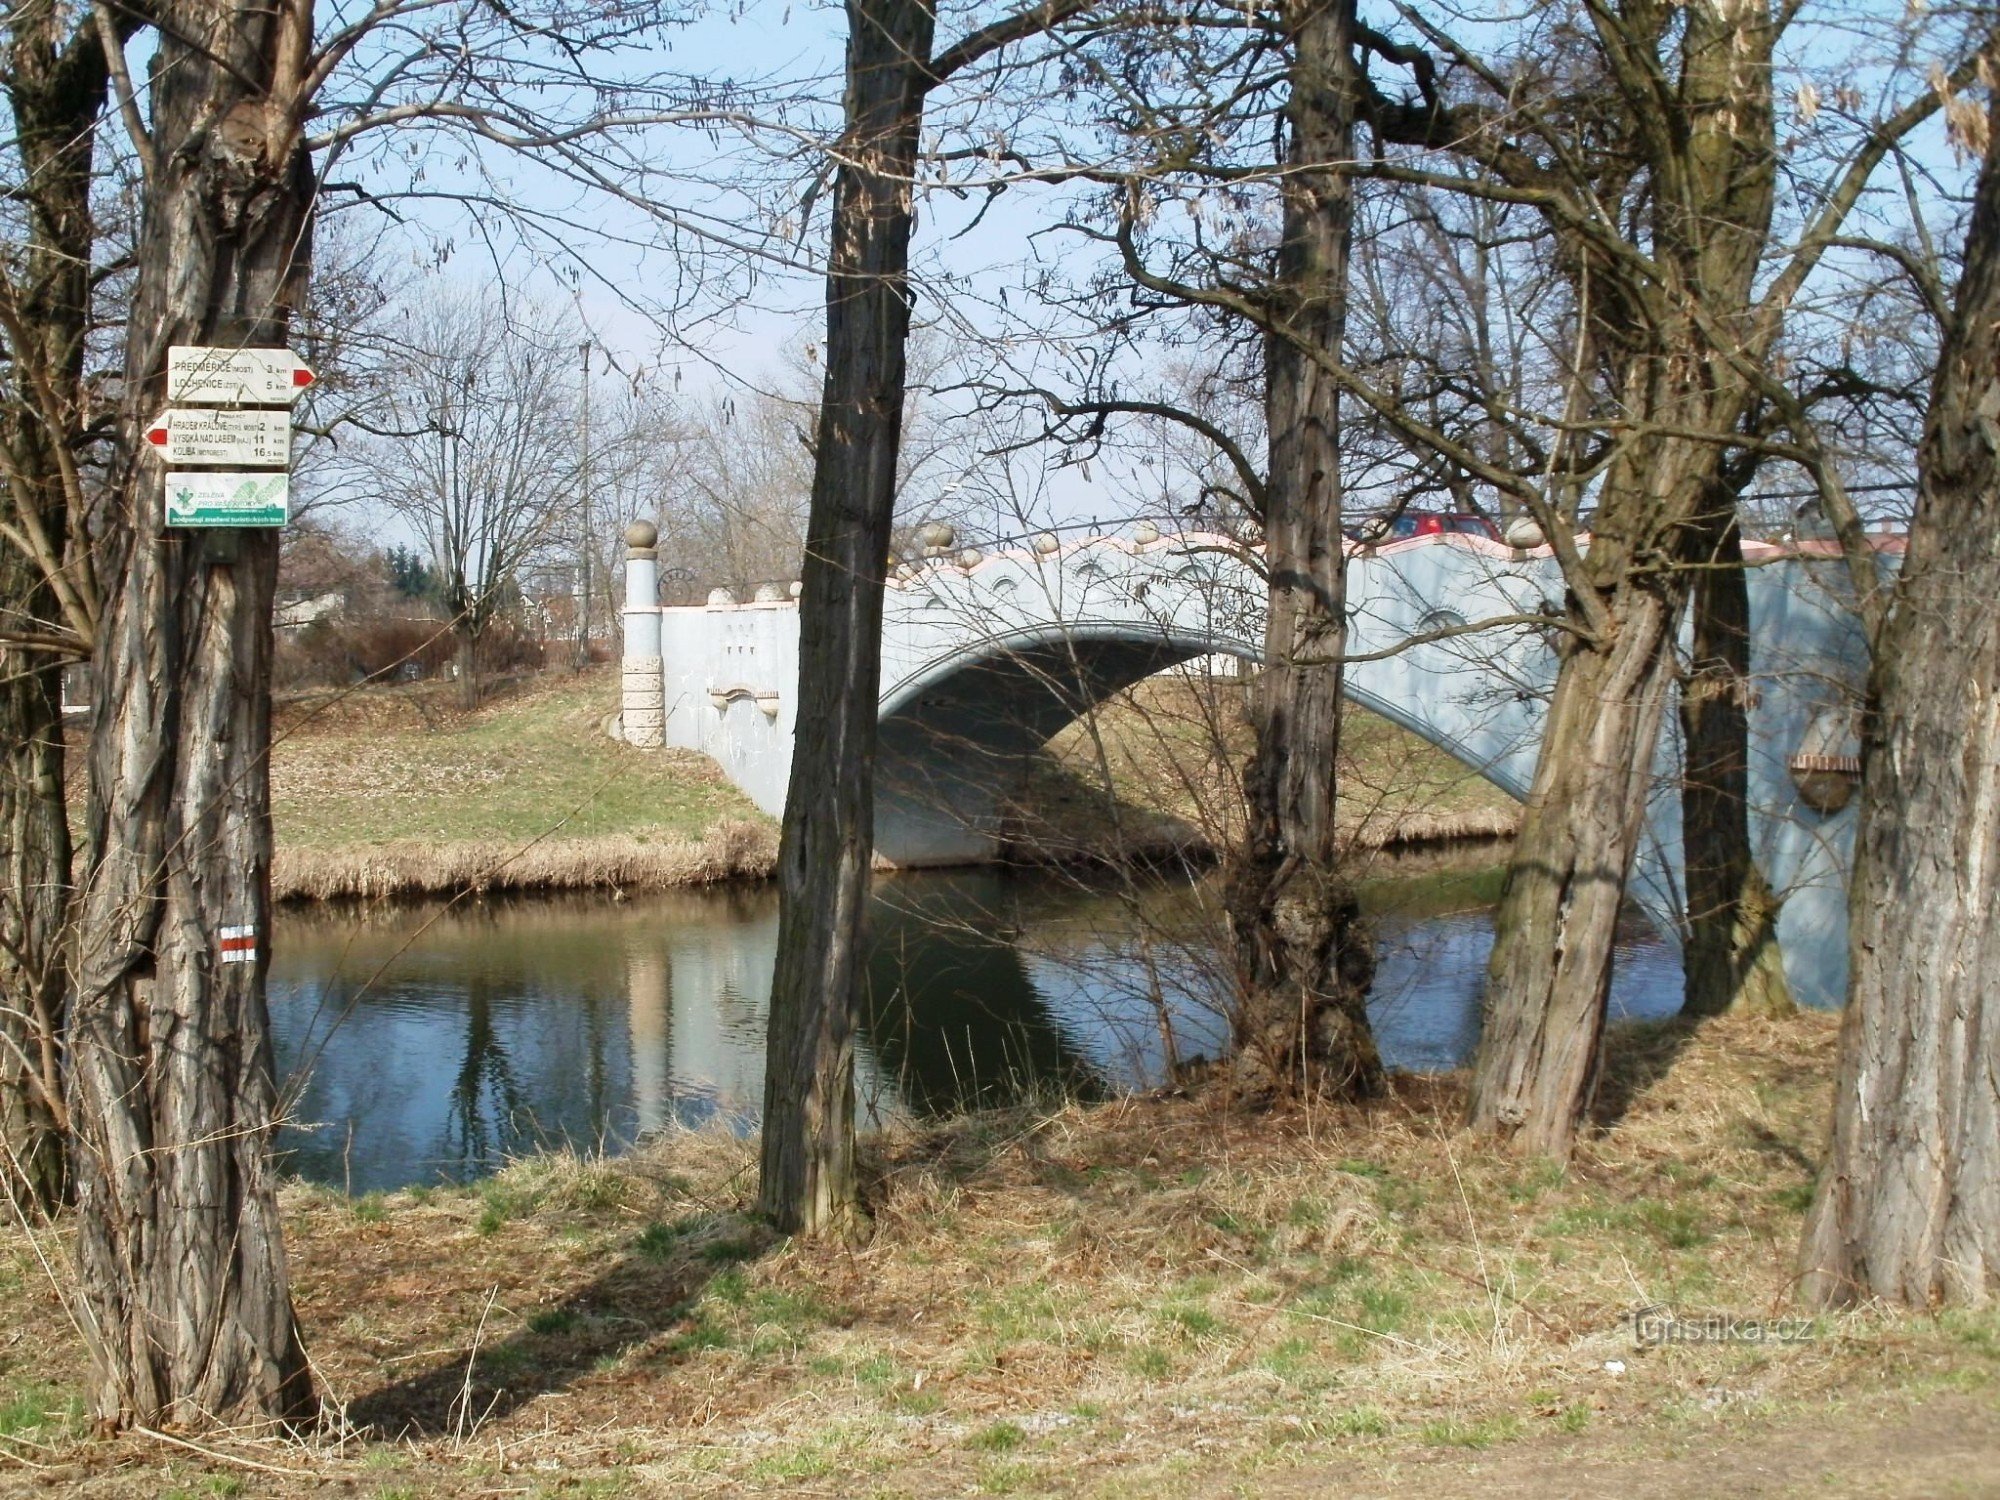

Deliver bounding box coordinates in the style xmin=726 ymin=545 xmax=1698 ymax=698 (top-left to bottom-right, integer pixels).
xmin=269 ymin=854 xmax=1683 ymax=1193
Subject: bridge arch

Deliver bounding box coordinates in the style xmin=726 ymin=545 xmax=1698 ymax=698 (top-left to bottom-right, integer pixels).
xmin=872 ymin=619 xmax=1531 ymax=868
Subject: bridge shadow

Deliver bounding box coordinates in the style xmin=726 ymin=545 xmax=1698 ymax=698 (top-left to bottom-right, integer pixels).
xmin=345 ymin=1214 xmax=776 ymax=1438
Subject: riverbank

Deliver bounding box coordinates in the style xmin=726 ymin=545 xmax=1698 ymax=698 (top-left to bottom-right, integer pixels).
xmin=265 ymin=670 xmax=779 ymax=901
xmin=3 ymin=1011 xmax=1994 ymax=1495
xmin=259 ymin=669 xmax=1520 ymax=902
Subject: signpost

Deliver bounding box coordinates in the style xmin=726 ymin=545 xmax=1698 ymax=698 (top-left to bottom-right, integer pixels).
xmin=159 ymin=345 xmax=310 ymax=529
xmin=146 ymin=408 xmax=292 ymax=467
xmin=165 ymin=472 xmax=291 ymax=528
xmin=166 ymin=346 xmax=315 ymax=405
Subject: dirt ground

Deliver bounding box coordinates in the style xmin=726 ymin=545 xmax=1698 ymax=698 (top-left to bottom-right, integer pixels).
xmin=2 ymin=1013 xmax=1996 ymax=1498
xmin=1235 ymin=1392 xmax=2000 ymax=1498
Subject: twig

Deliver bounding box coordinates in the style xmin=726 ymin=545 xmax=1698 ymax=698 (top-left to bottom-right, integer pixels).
xmin=132 ymin=1426 xmax=309 ymax=1476
xmin=451 ymin=1286 xmax=502 ymax=1446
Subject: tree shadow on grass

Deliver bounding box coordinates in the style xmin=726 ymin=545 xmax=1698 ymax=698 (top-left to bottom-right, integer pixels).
xmin=345 ymin=1211 xmax=775 ymax=1438
xmin=1591 ymin=1016 xmax=1702 ymax=1133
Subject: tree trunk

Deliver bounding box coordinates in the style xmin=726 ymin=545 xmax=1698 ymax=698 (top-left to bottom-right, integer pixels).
xmin=758 ymin=0 xmax=934 ymax=1238
xmin=1679 ymin=517 xmax=1792 ymax=1018
xmin=1800 ymin=85 xmax=2000 ymax=1310
xmin=0 ymin=11 xmax=109 ymax=1211
xmin=1225 ymin=0 xmax=1380 ymax=1100
xmin=0 ymin=544 xmax=70 ymax=1213
xmin=68 ymin=0 xmax=318 ymax=1429
xmin=1467 ymin=0 xmax=1778 ymax=1155
xmin=455 ymin=623 xmax=481 ymax=709
xmin=1467 ymin=561 xmax=1678 ymax=1153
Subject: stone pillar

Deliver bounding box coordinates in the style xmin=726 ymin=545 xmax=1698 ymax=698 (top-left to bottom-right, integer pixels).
xmin=622 ymin=519 xmax=665 ymax=748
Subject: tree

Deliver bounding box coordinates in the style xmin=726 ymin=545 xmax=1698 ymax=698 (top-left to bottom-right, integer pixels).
xmin=0 ymin=0 xmax=128 ymax=1212
xmin=386 ymin=543 xmax=439 ymax=603
xmin=57 ymin=0 xmax=737 ymax=1432
xmin=1677 ymin=500 xmax=1793 ymax=1019
xmin=759 ymin=0 xmax=1090 ymax=1236
xmin=1224 ymin=0 xmax=1380 ymax=1099
xmin=1801 ymin=68 xmax=2000 ymax=1309
xmin=68 ymin=0 xmax=321 ymax=1427
xmin=1349 ymin=2 xmax=1979 ymax=1153
xmin=344 ymin=290 xmax=582 ymax=703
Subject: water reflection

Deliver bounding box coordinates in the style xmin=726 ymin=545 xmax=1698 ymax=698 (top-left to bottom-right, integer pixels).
xmin=270 ymin=860 xmax=1681 ymax=1193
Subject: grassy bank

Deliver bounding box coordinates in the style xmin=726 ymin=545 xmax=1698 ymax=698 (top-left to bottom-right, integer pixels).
xmin=259 ymin=668 xmax=1519 ymax=900
xmin=1014 ymin=675 xmax=1519 ymax=864
xmin=266 ymin=669 xmax=777 ymax=901
xmin=2 ymin=1012 xmax=1995 ymax=1495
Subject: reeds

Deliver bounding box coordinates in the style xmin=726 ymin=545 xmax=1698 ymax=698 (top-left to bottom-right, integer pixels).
xmin=270 ymin=817 xmax=777 ymax=903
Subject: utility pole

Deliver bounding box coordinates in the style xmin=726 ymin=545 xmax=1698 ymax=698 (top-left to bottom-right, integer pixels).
xmin=576 ymin=339 xmax=593 ymax=671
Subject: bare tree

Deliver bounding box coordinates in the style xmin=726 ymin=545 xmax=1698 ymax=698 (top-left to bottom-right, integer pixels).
xmin=1801 ymin=69 xmax=2000 ymax=1309
xmin=759 ymin=0 xmax=1093 ymax=1237
xmin=69 ymin=0 xmax=322 ymax=1428
xmin=343 ymin=289 xmax=583 ymax=702
xmin=63 ymin=0 xmax=736 ymax=1432
xmin=1350 ymin=2 xmax=1984 ymax=1154
xmin=1224 ymin=0 xmax=1381 ymax=1100
xmin=0 ymin=0 xmax=130 ymax=1211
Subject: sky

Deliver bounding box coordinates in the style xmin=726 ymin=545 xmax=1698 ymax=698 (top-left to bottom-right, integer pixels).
xmin=89 ymin=0 xmax=1976 ymax=551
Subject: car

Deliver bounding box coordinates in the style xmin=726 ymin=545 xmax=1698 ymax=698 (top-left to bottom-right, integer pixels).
xmin=1344 ymin=509 xmax=1501 ymax=543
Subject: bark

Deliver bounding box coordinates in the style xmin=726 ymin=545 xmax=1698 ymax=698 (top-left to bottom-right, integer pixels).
xmin=1225 ymin=0 xmax=1380 ymax=1100
xmin=68 ymin=0 xmax=318 ymax=1429
xmin=1800 ymin=85 xmax=2000 ymax=1310
xmin=0 ymin=544 xmax=68 ymax=1213
xmin=1468 ymin=564 xmax=1679 ymax=1150
xmin=0 ymin=9 xmax=108 ymax=1211
xmin=1679 ymin=518 xmax=1792 ymax=1018
xmin=758 ymin=0 xmax=935 ymax=1238
xmin=1467 ymin=0 xmax=1779 ymax=1154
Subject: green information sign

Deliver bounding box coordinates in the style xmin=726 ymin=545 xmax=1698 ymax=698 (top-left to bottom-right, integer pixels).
xmin=165 ymin=471 xmax=290 ymax=528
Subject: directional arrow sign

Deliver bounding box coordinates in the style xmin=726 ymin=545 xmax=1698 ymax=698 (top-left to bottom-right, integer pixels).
xmin=164 ymin=471 xmax=290 ymax=528
xmin=167 ymin=345 xmax=315 ymax=405
xmin=145 ymin=408 xmax=291 ymax=467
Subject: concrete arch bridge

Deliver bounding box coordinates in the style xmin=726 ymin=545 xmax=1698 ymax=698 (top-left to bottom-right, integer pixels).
xmin=618 ymin=523 xmax=1874 ymax=1008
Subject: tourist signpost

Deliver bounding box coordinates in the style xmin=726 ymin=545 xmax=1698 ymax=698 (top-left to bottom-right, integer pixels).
xmin=145 ymin=408 xmax=292 ymax=467
xmin=166 ymin=346 xmax=316 ymax=405
xmin=160 ymin=345 xmax=312 ymax=528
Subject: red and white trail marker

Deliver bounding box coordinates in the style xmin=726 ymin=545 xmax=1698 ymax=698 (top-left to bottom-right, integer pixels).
xmin=219 ymin=925 xmax=258 ymax=965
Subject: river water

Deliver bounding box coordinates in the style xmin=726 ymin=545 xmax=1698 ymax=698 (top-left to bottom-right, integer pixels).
xmin=270 ymin=855 xmax=1683 ymax=1193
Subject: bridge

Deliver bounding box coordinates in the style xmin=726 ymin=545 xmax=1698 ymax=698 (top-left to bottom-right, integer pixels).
xmin=617 ymin=520 xmax=1875 ymax=1008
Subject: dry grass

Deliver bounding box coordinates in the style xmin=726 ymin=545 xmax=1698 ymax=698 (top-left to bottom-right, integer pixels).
xmin=5 ymin=1011 xmax=1997 ymax=1496
xmin=271 ymin=818 xmax=777 ymax=901
xmin=267 ymin=667 xmax=769 ymax=857
xmin=1018 ymin=677 xmax=1522 ymax=865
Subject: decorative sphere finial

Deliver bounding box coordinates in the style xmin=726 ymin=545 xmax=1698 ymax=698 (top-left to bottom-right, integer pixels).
xmin=625 ymin=518 xmax=659 ymax=550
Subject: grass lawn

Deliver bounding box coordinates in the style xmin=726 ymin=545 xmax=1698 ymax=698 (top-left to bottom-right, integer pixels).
xmin=3 ymin=1013 xmax=1995 ymax=1496
xmin=269 ymin=667 xmax=763 ymax=851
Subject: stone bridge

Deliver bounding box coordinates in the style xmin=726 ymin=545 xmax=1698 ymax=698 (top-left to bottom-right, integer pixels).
xmin=618 ymin=522 xmax=1876 ymax=1008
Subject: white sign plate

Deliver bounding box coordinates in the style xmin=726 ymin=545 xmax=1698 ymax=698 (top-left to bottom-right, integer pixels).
xmin=165 ymin=471 xmax=290 ymax=528
xmin=167 ymin=346 xmax=315 ymax=405
xmin=146 ymin=408 xmax=291 ymax=467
